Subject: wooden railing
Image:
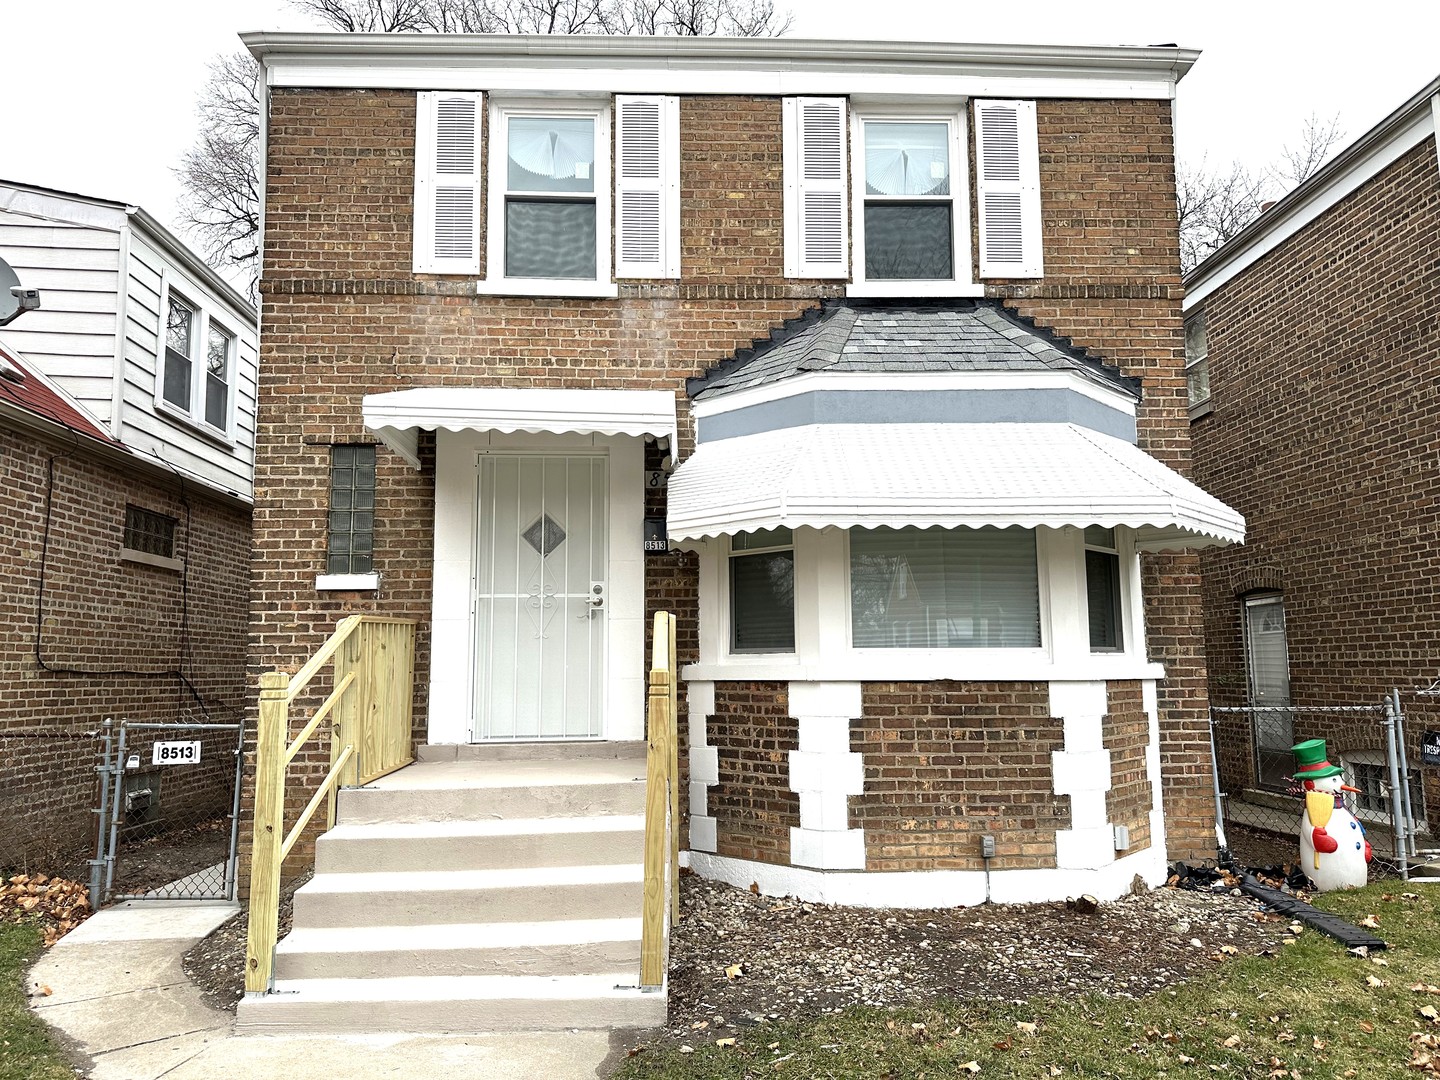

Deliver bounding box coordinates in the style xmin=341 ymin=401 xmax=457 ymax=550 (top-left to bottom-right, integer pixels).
xmin=640 ymin=611 xmax=680 ymax=988
xmin=244 ymin=615 xmax=417 ymax=995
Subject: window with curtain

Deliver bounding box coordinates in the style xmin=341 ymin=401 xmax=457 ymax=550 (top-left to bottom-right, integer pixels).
xmin=729 ymin=528 xmax=795 ymax=653
xmin=504 ymin=114 xmax=598 ymax=280
xmin=861 ymin=119 xmax=954 ymax=280
xmin=850 ymin=526 xmax=1040 ymax=648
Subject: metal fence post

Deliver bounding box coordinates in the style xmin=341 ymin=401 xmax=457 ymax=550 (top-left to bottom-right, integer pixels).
xmin=224 ymin=722 xmax=245 ymax=902
xmin=1392 ymin=689 xmax=1417 ymax=862
xmin=1383 ymin=697 xmax=1411 ymax=881
xmin=104 ymin=721 xmax=128 ymax=898
xmin=1208 ymin=711 xmax=1230 ymax=858
xmin=88 ymin=718 xmax=114 ymax=911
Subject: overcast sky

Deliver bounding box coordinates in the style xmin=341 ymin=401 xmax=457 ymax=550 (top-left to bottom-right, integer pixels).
xmin=4 ymin=0 xmax=1437 ymax=248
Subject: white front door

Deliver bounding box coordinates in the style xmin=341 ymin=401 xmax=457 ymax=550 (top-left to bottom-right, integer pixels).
xmin=473 ymin=453 xmax=607 ymax=739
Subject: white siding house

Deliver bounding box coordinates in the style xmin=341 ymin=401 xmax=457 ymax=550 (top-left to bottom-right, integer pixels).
xmin=0 ymin=180 xmax=257 ymax=501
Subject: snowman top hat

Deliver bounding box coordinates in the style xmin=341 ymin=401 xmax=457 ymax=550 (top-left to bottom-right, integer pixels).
xmin=1291 ymin=738 xmax=1344 ymax=781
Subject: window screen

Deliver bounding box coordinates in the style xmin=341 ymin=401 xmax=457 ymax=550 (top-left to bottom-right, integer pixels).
xmin=328 ymin=445 xmax=376 ymax=574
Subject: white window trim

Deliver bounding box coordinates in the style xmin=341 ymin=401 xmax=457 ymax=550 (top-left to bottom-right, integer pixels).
xmin=154 ymin=272 xmax=237 ymax=444
xmin=694 ymin=525 xmax=1160 ymax=684
xmin=1342 ymin=748 xmax=1429 ymax=833
xmin=847 ymin=104 xmax=981 ymax=299
xmin=316 ymin=572 xmax=381 ymax=591
xmin=479 ymin=98 xmax=615 ymax=299
xmin=120 ymin=547 xmax=184 ymax=573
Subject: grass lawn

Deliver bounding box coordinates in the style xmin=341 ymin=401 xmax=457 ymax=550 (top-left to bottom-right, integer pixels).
xmin=619 ymin=883 xmax=1440 ymax=1078
xmin=0 ymin=922 xmax=77 ymax=1080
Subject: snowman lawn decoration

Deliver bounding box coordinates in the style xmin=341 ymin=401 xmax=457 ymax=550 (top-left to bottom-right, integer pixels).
xmin=1292 ymin=738 xmax=1372 ymax=891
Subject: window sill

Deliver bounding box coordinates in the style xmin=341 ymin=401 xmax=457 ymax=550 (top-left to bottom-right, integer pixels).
xmin=155 ymin=400 xmax=235 ymax=448
xmin=476 ymin=278 xmax=620 ymax=300
xmin=316 ymin=572 xmax=380 ymax=591
xmin=846 ymin=280 xmax=985 ymax=299
xmin=1188 ymin=399 xmax=1214 ymax=423
xmin=685 ymin=656 xmax=1166 ymax=684
xmin=121 ymin=547 xmax=183 ymax=573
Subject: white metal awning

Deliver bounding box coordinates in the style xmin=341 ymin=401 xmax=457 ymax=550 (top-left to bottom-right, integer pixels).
xmin=362 ymin=387 xmax=678 ymax=467
xmin=667 ymin=423 xmax=1245 ymax=551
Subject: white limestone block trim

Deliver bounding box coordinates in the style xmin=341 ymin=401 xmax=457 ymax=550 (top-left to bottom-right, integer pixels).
xmin=685 ymin=844 xmax=1168 ymax=908
xmin=799 ymin=790 xmax=851 ymax=831
xmin=1142 ymin=679 xmax=1167 ymax=857
xmin=789 ymin=681 xmax=862 ymax=720
xmin=790 ymin=827 xmax=866 ymax=870
xmin=687 ymin=680 xmax=718 ymax=853
xmin=789 ymin=750 xmax=864 ymax=795
xmin=797 ymin=714 xmax=853 ymax=755
xmin=1049 ymin=679 xmax=1114 ymax=871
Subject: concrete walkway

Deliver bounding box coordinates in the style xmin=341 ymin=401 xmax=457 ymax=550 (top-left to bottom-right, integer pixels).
xmin=28 ymin=900 xmax=619 ymax=1079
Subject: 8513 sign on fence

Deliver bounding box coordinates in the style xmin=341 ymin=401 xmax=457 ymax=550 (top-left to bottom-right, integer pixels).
xmin=151 ymin=741 xmax=202 ymax=766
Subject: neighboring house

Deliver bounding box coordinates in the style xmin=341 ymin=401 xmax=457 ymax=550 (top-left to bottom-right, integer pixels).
xmin=1185 ymin=76 xmax=1440 ymax=829
xmin=242 ymin=32 xmax=1242 ymax=906
xmin=0 ymin=181 xmax=257 ymax=871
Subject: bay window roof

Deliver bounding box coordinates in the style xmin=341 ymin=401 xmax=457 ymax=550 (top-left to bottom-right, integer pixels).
xmin=666 ymin=422 xmax=1245 ymax=551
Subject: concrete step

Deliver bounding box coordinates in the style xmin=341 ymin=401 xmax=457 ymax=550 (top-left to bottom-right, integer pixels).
xmin=291 ymin=865 xmax=645 ymax=928
xmin=338 ymin=760 xmax=646 ymax=824
xmin=315 ymin=816 xmax=646 ymax=873
xmin=236 ymin=973 xmax=667 ymax=1033
xmin=418 ymin=741 xmax=647 ymax=763
xmin=272 ymin=918 xmax=642 ymax=980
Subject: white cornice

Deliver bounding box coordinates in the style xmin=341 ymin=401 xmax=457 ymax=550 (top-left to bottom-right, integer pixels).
xmin=1185 ymin=77 xmax=1440 ymax=310
xmin=242 ymin=32 xmax=1196 ymax=101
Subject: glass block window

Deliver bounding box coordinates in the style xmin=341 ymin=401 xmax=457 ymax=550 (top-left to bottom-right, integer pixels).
xmin=124 ymin=505 xmax=177 ymax=558
xmin=729 ymin=528 xmax=795 ymax=653
xmin=328 ymin=445 xmax=376 ymax=575
xmin=850 ymin=526 xmax=1040 ymax=649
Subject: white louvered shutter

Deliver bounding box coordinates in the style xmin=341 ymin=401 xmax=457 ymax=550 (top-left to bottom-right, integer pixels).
xmin=783 ymin=97 xmax=848 ymax=278
xmin=975 ymin=99 xmax=1042 ymax=278
xmin=413 ymin=91 xmax=483 ymax=274
xmin=616 ymin=95 xmax=679 ymax=278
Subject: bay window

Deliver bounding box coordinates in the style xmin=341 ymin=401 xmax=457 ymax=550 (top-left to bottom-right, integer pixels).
xmin=729 ymin=528 xmax=795 ymax=653
xmin=1084 ymin=526 xmax=1123 ymax=652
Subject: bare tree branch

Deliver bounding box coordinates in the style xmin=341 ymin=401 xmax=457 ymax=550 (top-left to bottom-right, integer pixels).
xmin=174 ymin=0 xmax=789 ymax=292
xmin=1272 ymin=111 xmax=1346 ymax=187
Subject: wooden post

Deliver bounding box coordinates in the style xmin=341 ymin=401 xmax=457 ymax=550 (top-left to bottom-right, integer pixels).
xmin=244 ymin=670 xmax=290 ymax=995
xmin=666 ymin=613 xmax=680 ymax=923
xmin=639 ymin=613 xmax=672 ymax=988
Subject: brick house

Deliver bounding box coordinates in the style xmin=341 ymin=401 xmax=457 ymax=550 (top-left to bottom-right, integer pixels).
xmin=237 ymin=33 xmax=1242 ymax=1028
xmin=1186 ymin=76 xmax=1440 ymax=830
xmin=0 ymin=181 xmax=257 ymax=873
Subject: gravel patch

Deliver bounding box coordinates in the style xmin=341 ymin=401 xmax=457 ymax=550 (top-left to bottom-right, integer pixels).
xmin=182 ymin=871 xmax=310 ymax=1010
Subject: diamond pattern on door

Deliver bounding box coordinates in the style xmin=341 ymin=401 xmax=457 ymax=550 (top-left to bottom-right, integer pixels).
xmin=522 ymin=513 xmax=567 ymax=557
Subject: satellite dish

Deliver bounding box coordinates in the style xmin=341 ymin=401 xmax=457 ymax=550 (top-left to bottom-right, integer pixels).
xmin=0 ymin=258 xmax=19 ymax=324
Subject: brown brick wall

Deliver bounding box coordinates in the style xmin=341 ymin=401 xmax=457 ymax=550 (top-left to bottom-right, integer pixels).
xmin=0 ymin=421 xmax=250 ymax=872
xmin=1191 ymin=136 xmax=1440 ymax=828
xmin=1104 ymin=680 xmax=1154 ymax=852
xmin=850 ymin=682 xmax=1067 ymax=871
xmin=706 ymin=683 xmax=798 ymax=864
xmin=252 ymin=87 xmax=1218 ymax=872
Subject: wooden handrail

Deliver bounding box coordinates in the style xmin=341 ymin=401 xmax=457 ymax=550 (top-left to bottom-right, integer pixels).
xmin=244 ymin=617 xmax=417 ymax=996
xmin=640 ymin=610 xmax=679 ymax=989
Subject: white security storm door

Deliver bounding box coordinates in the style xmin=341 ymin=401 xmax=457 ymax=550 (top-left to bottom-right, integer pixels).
xmin=473 ymin=454 xmax=607 ymax=739
xmin=1244 ymin=592 xmax=1293 ymax=789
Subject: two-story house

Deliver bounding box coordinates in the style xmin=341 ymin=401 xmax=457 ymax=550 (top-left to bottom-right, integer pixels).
xmin=237 ymin=33 xmax=1241 ymax=1031
xmin=0 ymin=180 xmax=257 ymax=874
xmin=1186 ymin=76 xmax=1440 ymax=835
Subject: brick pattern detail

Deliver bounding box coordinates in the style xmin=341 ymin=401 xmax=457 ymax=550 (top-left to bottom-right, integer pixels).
xmin=1191 ymin=137 xmax=1440 ymax=829
xmin=849 ymin=682 xmax=1067 ymax=871
xmin=0 ymin=423 xmax=249 ymax=870
xmin=1104 ymin=680 xmax=1154 ymax=852
xmin=706 ymin=683 xmax=798 ymax=864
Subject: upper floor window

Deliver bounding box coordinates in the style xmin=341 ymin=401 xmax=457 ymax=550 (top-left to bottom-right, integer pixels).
xmin=160 ymin=289 xmax=234 ymax=437
xmin=860 ymin=119 xmax=956 ymax=281
xmin=485 ymin=101 xmax=612 ymax=296
xmin=1185 ymin=310 xmax=1211 ymax=411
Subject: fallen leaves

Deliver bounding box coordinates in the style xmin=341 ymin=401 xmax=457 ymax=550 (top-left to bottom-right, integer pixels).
xmin=1359 ymin=914 xmax=1382 ymax=929
xmin=724 ymin=963 xmax=745 ymax=980
xmin=0 ymin=873 xmax=91 ymax=945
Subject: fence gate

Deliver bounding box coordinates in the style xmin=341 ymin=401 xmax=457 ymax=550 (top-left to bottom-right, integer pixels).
xmin=91 ymin=719 xmax=244 ymax=907
xmin=1209 ymin=695 xmax=1424 ymax=881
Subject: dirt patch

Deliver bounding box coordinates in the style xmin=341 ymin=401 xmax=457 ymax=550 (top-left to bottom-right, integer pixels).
xmin=182 ymin=872 xmax=310 ymax=1010
xmin=109 ymin=817 xmax=234 ymax=898
xmin=649 ymin=872 xmax=1287 ymax=1044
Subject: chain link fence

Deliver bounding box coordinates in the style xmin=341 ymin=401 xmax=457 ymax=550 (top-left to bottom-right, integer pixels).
xmin=94 ymin=719 xmax=244 ymax=904
xmin=1210 ymin=697 xmax=1426 ymax=882
xmin=0 ymin=727 xmax=106 ymax=882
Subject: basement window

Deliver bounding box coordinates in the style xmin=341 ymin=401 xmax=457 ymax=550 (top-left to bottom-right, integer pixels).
xmin=121 ymin=505 xmax=182 ymax=571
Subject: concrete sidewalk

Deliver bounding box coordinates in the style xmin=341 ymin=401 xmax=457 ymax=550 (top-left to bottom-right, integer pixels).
xmin=28 ymin=901 xmax=618 ymax=1079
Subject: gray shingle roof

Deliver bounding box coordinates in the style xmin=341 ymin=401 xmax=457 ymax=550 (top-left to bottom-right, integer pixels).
xmin=689 ymin=300 xmax=1141 ymax=400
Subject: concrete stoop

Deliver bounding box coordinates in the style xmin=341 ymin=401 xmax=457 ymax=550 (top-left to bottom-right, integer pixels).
xmin=236 ymin=746 xmax=666 ymax=1034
